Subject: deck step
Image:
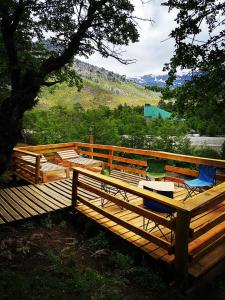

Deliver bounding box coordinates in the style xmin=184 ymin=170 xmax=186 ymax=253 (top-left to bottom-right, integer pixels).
xmin=188 ymin=222 xmax=225 ymax=259
xmin=190 ymin=233 xmax=225 ymax=263
xmin=188 ymin=239 xmax=225 ymax=278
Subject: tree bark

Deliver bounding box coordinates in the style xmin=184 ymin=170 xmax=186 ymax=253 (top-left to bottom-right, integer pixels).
xmin=0 ymin=73 xmax=41 ymax=175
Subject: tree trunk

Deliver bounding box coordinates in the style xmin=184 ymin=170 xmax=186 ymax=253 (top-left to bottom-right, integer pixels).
xmin=0 ymin=77 xmax=40 ymax=175
xmin=0 ymin=98 xmax=23 ymax=175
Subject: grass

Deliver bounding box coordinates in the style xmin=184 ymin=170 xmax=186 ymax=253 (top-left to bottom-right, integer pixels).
xmin=37 ymin=78 xmax=160 ymax=110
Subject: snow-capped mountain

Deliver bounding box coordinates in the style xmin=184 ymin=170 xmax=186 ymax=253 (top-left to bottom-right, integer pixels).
xmin=128 ymin=73 xmax=195 ymax=88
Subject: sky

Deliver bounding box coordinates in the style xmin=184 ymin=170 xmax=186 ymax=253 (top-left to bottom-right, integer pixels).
xmin=81 ymin=1 xmax=178 ymax=77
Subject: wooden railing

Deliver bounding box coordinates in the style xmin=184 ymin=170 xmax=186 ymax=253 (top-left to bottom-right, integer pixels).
xmin=14 ymin=141 xmax=225 ymax=184
xmin=13 ymin=149 xmax=42 ymax=184
xmin=71 ymin=167 xmax=225 ymax=287
xmin=74 ymin=142 xmax=225 ymax=182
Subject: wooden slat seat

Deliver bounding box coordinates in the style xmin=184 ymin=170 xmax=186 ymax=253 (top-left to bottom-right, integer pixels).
xmin=16 ymin=155 xmax=70 ymax=183
xmin=57 ymin=150 xmax=102 ymax=169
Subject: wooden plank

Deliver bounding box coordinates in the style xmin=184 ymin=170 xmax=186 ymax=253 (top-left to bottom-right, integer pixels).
xmin=190 ymin=202 xmax=223 ymax=225
xmin=72 ymin=170 xmax=79 ymax=207
xmin=14 ymin=165 xmax=36 ymax=176
xmin=16 ymin=186 xmax=53 ymax=212
xmin=35 ymin=155 xmax=41 ymax=184
xmin=74 ymin=142 xmax=225 ymax=168
xmin=191 ymin=234 xmax=225 ymax=263
xmin=79 ymin=150 xmax=109 ymax=159
xmin=43 ymin=182 xmax=72 ymax=199
xmin=25 ymin=185 xmax=66 ymax=209
xmin=186 ymin=182 xmax=225 ymax=214
xmin=9 ymin=188 xmax=46 ymax=214
xmin=13 ymin=172 xmax=36 ymax=184
xmin=13 ymin=148 xmax=40 ymax=156
xmin=108 ymin=163 xmax=146 ymax=176
xmin=37 ymin=184 xmax=71 ymax=205
xmin=22 ymin=186 xmax=60 ymax=210
xmin=0 ymin=194 xmax=23 ymax=220
xmin=189 ymin=242 xmax=225 ymax=277
xmin=0 ymin=200 xmax=15 ymax=222
xmin=14 ymin=157 xmax=36 ymax=166
xmin=174 ymin=210 xmax=191 ymax=289
xmin=77 ymin=194 xmax=172 ymax=251
xmin=188 ymin=222 xmax=225 ymax=255
xmin=73 ymin=167 xmax=186 ymax=211
xmin=3 ymin=188 xmax=38 ymax=216
xmin=192 ymin=211 xmax=225 ymax=239
xmin=78 ymin=181 xmax=173 ymax=229
xmin=15 ymin=142 xmax=75 ymax=152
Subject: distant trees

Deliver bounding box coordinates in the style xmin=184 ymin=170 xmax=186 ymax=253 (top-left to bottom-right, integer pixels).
xmin=0 ymin=0 xmax=140 ymax=175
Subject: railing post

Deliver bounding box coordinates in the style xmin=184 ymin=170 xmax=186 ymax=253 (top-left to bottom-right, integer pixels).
xmin=108 ymin=149 xmax=113 ymax=170
xmin=174 ymin=209 xmax=191 ymax=290
xmin=35 ymin=155 xmax=41 ymax=184
xmin=72 ymin=169 xmax=79 ymax=208
xmin=88 ymin=134 xmax=94 ymax=159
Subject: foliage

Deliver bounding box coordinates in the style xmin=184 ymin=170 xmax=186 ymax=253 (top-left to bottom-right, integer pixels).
xmin=145 ymin=85 xmax=164 ymax=93
xmin=85 ymin=231 xmax=109 ymax=251
xmin=194 ymin=146 xmax=221 ymax=159
xmin=41 ymin=215 xmax=54 ymax=230
xmin=221 ymin=141 xmax=225 ymax=160
xmin=0 ymin=255 xmax=125 ymax=300
xmin=163 ymin=0 xmax=225 ymax=135
xmin=113 ymin=252 xmax=133 ymax=274
xmin=23 ymin=104 xmax=190 ymax=152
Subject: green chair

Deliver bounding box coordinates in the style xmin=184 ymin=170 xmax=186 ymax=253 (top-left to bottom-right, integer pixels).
xmin=146 ymin=158 xmax=167 ymax=180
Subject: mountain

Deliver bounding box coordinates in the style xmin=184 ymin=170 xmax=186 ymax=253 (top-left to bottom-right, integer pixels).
xmin=38 ymin=60 xmax=161 ymax=110
xmin=128 ymin=73 xmax=195 ymax=88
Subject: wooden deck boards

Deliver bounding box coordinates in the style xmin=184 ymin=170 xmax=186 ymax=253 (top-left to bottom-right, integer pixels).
xmin=0 ymin=170 xmax=224 ymax=278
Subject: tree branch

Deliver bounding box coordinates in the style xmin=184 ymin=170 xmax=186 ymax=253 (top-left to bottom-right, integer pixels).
xmin=40 ymin=0 xmax=108 ymax=77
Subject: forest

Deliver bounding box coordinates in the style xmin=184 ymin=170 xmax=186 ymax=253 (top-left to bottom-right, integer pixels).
xmin=23 ymin=104 xmax=224 ymax=160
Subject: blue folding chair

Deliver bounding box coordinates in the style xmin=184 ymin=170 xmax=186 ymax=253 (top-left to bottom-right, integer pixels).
xmin=143 ymin=186 xmax=175 ymax=242
xmin=184 ymin=165 xmax=216 ymax=200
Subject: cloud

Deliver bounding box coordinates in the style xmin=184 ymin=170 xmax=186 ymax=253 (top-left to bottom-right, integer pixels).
xmin=80 ymin=1 xmax=177 ymax=76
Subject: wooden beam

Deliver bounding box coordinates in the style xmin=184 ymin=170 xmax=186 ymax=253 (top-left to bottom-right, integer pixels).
xmin=77 ymin=194 xmax=172 ymax=251
xmin=78 ymin=181 xmax=174 ymax=229
xmin=73 ymin=167 xmax=186 ymax=211
xmin=174 ymin=210 xmax=191 ymax=290
xmin=35 ymin=156 xmax=41 ymax=184
xmin=88 ymin=135 xmax=94 ymax=159
xmin=192 ymin=213 xmax=225 ymax=239
xmin=74 ymin=142 xmax=225 ymax=169
xmin=186 ymin=182 xmax=225 ymax=215
xmin=13 ymin=148 xmax=40 ymax=157
xmin=72 ymin=169 xmax=79 ymax=207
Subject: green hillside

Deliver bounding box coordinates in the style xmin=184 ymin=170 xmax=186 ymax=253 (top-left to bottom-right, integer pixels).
xmin=37 ymin=77 xmax=161 ymax=110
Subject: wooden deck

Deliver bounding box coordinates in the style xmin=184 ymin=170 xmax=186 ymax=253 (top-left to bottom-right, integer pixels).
xmin=0 ymin=169 xmax=224 ymax=280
